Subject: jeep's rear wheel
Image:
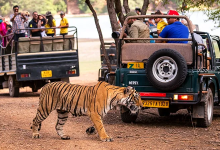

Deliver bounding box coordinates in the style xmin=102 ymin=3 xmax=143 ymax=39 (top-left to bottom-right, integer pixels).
xmin=197 ymin=88 xmax=213 ymax=127
xmin=120 ymin=106 xmax=138 ymax=123
xmin=146 ymin=49 xmax=187 ymax=91
xmin=8 ymin=75 xmax=19 ymax=97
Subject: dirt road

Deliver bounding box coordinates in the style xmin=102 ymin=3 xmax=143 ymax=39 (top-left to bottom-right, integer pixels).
xmin=1 ymin=81 xmax=220 ymax=150
xmin=1 ymin=39 xmax=220 ymax=150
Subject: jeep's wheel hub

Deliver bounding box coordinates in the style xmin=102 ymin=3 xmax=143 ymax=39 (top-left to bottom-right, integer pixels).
xmin=152 ymin=56 xmax=178 ymax=83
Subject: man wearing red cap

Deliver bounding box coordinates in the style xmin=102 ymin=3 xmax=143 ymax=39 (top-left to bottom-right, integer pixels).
xmin=158 ymin=10 xmax=189 ymax=43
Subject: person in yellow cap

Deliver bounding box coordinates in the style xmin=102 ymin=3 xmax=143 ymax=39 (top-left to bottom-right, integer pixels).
xmin=123 ymin=11 xmax=150 ymax=43
xmin=58 ymin=11 xmax=69 ymax=36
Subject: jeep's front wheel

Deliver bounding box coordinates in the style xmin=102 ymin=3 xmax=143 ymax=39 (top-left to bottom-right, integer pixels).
xmin=120 ymin=106 xmax=138 ymax=123
xmin=146 ymin=49 xmax=187 ymax=91
xmin=197 ymin=88 xmax=213 ymax=127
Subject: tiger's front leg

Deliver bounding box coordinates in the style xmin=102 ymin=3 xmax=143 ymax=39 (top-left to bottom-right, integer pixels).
xmin=89 ymin=112 xmax=113 ymax=142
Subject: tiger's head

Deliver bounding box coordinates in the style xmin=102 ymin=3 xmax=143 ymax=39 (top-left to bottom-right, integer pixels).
xmin=115 ymin=86 xmax=142 ymax=114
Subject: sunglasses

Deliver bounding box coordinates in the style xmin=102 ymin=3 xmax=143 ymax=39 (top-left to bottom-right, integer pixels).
xmin=14 ymin=9 xmax=19 ymax=11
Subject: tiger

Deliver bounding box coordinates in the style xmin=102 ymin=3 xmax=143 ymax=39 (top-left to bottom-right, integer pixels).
xmin=31 ymin=81 xmax=142 ymax=142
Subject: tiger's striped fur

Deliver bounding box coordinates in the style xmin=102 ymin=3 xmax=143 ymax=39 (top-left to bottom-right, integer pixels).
xmin=31 ymin=81 xmax=142 ymax=142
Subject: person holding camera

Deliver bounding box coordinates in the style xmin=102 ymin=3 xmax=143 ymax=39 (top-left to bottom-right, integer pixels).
xmin=10 ymin=5 xmax=27 ymax=51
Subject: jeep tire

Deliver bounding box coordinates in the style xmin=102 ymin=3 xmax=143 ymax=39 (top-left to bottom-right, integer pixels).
xmin=197 ymin=88 xmax=213 ymax=127
xmin=146 ymin=49 xmax=187 ymax=91
xmin=158 ymin=108 xmax=170 ymax=116
xmin=8 ymin=75 xmax=19 ymax=97
xmin=120 ymin=106 xmax=138 ymax=123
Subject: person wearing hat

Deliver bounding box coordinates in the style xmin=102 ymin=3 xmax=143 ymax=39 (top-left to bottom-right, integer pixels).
xmin=154 ymin=10 xmax=167 ymax=35
xmin=135 ymin=8 xmax=141 ymax=15
xmin=123 ymin=11 xmax=150 ymax=43
xmin=45 ymin=11 xmax=56 ymax=37
xmin=58 ymin=11 xmax=69 ymax=36
xmin=157 ymin=10 xmax=189 ymax=43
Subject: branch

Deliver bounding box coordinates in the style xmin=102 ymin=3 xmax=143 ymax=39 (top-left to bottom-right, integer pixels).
xmin=115 ymin=0 xmax=125 ymax=26
xmin=123 ymin=0 xmax=130 ymax=14
xmin=141 ymin=0 xmax=150 ymax=15
xmin=85 ymin=0 xmax=112 ymax=72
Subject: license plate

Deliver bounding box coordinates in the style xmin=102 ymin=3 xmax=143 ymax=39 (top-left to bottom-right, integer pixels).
xmin=127 ymin=62 xmax=144 ymax=69
xmin=142 ymin=100 xmax=169 ymax=108
xmin=41 ymin=70 xmax=52 ymax=78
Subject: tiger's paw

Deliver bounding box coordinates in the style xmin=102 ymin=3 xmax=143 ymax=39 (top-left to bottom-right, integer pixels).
xmin=100 ymin=136 xmax=114 ymax=142
xmin=86 ymin=126 xmax=97 ymax=135
xmin=61 ymin=135 xmax=70 ymax=140
xmin=32 ymin=133 xmax=40 ymax=139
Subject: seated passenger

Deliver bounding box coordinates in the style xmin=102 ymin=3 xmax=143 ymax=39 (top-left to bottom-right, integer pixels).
xmin=157 ymin=10 xmax=189 ymax=43
xmin=123 ymin=12 xmax=150 ymax=43
xmin=154 ymin=10 xmax=167 ymax=35
xmin=29 ymin=11 xmax=43 ymax=37
xmin=182 ymin=20 xmax=204 ymax=49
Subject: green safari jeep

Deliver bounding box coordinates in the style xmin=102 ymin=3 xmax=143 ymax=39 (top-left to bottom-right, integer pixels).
xmin=105 ymin=15 xmax=220 ymax=127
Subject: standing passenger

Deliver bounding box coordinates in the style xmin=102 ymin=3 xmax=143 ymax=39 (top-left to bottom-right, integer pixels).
xmin=45 ymin=11 xmax=56 ymax=37
xmin=58 ymin=11 xmax=69 ymax=36
xmin=10 ymin=5 xmax=27 ymax=51
xmin=29 ymin=11 xmax=42 ymax=37
xmin=0 ymin=16 xmax=7 ymax=47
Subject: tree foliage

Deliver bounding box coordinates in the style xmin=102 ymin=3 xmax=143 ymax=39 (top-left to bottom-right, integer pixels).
xmin=0 ymin=0 xmax=66 ymax=16
xmin=163 ymin=0 xmax=220 ymax=27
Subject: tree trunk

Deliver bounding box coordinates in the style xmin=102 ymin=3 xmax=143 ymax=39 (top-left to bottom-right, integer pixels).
xmin=123 ymin=0 xmax=130 ymax=14
xmin=85 ymin=0 xmax=112 ymax=72
xmin=106 ymin=0 xmax=120 ymax=63
xmin=141 ymin=0 xmax=150 ymax=15
xmin=115 ymin=0 xmax=124 ymax=26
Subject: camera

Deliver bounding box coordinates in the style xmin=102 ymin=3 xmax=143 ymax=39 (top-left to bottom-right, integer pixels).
xmin=112 ymin=31 xmax=120 ymax=39
xmin=18 ymin=12 xmax=21 ymax=15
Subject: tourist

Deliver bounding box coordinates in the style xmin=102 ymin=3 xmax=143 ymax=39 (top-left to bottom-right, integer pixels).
xmin=154 ymin=10 xmax=167 ymax=35
xmin=45 ymin=11 xmax=56 ymax=37
xmin=157 ymin=10 xmax=189 ymax=43
xmin=123 ymin=12 xmax=150 ymax=43
xmin=29 ymin=11 xmax=42 ymax=37
xmin=58 ymin=11 xmax=69 ymax=36
xmin=0 ymin=16 xmax=7 ymax=47
xmin=10 ymin=5 xmax=27 ymax=50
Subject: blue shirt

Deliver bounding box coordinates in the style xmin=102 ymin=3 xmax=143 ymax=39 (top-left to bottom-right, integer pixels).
xmin=159 ymin=21 xmax=189 ymax=43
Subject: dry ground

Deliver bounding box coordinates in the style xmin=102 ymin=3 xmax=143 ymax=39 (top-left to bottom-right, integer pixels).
xmin=1 ymin=39 xmax=220 ymax=150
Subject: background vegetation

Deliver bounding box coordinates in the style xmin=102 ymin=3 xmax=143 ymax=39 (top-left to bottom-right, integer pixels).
xmin=0 ymin=0 xmax=219 ymax=27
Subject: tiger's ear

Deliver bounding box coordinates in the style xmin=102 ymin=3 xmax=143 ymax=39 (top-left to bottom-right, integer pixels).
xmin=124 ymin=86 xmax=134 ymax=95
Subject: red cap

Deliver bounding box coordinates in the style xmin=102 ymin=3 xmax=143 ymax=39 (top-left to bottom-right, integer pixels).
xmin=167 ymin=10 xmax=179 ymax=15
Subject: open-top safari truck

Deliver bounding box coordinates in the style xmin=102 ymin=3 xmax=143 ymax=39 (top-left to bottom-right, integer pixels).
xmin=0 ymin=26 xmax=79 ymax=97
xmin=99 ymin=15 xmax=220 ymax=127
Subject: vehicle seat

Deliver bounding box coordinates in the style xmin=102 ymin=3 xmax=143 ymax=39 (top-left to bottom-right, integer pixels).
xmin=64 ymin=35 xmax=74 ymax=50
xmin=30 ymin=37 xmax=41 ymax=53
xmin=42 ymin=36 xmax=53 ymax=52
xmin=18 ymin=37 xmax=30 ymax=53
xmin=53 ymin=36 xmax=64 ymax=51
xmin=121 ymin=43 xmax=193 ymax=65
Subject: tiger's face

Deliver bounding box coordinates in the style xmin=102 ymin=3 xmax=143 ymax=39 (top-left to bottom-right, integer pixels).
xmin=116 ymin=86 xmax=143 ymax=114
